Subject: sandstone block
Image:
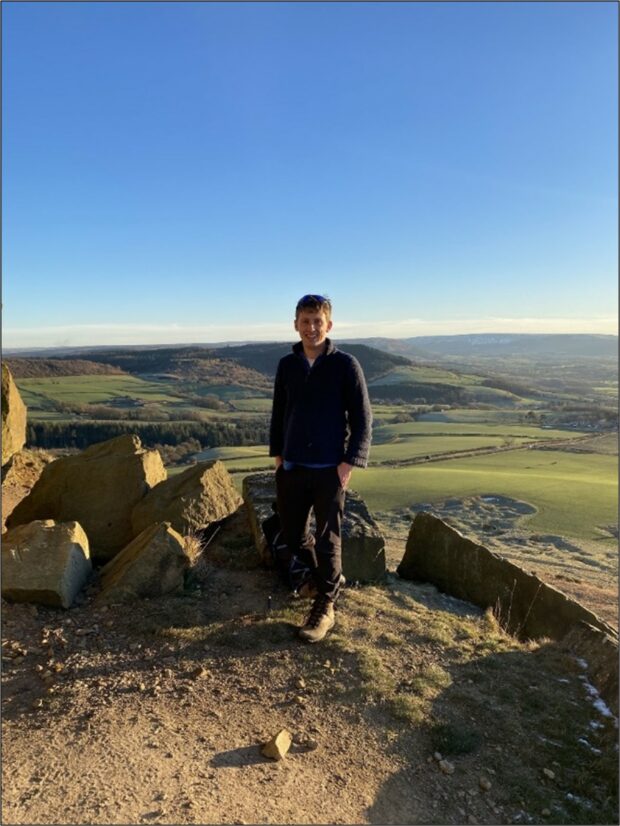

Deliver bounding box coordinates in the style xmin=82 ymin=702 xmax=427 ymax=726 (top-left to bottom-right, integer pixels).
xmin=397 ymin=512 xmax=615 ymax=641
xmin=2 ymin=364 xmax=27 ymax=467
xmin=6 ymin=434 xmax=166 ymax=562
xmin=2 ymin=449 xmax=53 ymax=532
xmin=243 ymin=472 xmax=386 ymax=582
xmin=98 ymin=521 xmax=189 ymax=603
xmin=2 ymin=519 xmax=92 ymax=608
xmin=131 ymin=460 xmax=242 ymax=537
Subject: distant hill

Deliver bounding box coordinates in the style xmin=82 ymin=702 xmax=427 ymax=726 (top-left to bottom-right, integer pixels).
xmin=208 ymin=341 xmax=412 ymax=382
xmin=5 ymin=358 xmax=127 ymax=379
xmin=62 ymin=347 xmax=272 ymax=391
xmin=4 ymin=343 xmax=412 ymax=390
xmin=351 ymin=334 xmax=618 ymax=360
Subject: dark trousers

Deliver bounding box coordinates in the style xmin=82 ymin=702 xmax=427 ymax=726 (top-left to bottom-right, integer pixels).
xmin=275 ymin=465 xmax=345 ymax=601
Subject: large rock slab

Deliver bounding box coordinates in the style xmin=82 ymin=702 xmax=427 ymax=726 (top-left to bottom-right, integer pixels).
xmin=98 ymin=521 xmax=189 ymax=603
xmin=2 ymin=519 xmax=92 ymax=609
xmin=243 ymin=472 xmax=386 ymax=582
xmin=398 ymin=512 xmax=616 ymax=641
xmin=6 ymin=435 xmax=166 ymax=562
xmin=2 ymin=364 xmax=27 ymax=467
xmin=131 ymin=460 xmax=242 ymax=537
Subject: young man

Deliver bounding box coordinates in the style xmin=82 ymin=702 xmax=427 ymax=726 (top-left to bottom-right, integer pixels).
xmin=269 ymin=294 xmax=372 ymax=642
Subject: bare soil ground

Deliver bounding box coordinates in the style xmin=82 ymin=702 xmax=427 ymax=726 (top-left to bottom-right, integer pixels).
xmin=2 ymin=506 xmax=618 ymax=826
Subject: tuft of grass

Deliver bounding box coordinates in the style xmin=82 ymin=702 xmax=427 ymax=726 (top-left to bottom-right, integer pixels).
xmin=357 ymin=649 xmax=397 ymax=698
xmin=377 ymin=631 xmax=403 ymax=647
xmin=420 ymin=622 xmax=454 ymax=646
xmin=408 ymin=664 xmax=452 ymax=698
xmin=389 ymin=694 xmax=426 ymax=724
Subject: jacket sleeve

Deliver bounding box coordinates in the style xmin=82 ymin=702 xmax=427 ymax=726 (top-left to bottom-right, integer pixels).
xmin=269 ymin=361 xmax=286 ymax=457
xmin=343 ymin=357 xmax=373 ymax=468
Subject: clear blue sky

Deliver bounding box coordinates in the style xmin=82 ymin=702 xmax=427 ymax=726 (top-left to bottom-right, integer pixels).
xmin=3 ymin=1 xmax=618 ymax=348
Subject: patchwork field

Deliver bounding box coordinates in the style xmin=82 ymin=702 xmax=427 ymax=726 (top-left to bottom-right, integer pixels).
xmin=17 ymin=375 xmax=186 ymax=409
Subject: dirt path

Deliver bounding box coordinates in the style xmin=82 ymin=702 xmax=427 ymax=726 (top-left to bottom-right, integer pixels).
xmin=2 ymin=509 xmax=617 ymax=826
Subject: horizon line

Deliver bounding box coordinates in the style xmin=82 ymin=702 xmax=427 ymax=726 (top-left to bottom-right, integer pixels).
xmin=3 ymin=329 xmax=618 ymax=354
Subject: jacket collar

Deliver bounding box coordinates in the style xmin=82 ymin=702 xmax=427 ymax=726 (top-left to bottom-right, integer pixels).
xmin=292 ymin=337 xmax=336 ymax=359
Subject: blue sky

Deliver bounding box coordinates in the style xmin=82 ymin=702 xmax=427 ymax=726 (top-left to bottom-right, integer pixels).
xmin=3 ymin=1 xmax=618 ymax=348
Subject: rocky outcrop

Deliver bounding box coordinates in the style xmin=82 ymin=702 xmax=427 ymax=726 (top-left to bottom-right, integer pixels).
xmin=98 ymin=521 xmax=189 ymax=603
xmin=131 ymin=460 xmax=242 ymax=537
xmin=398 ymin=512 xmax=616 ymax=641
xmin=243 ymin=472 xmax=386 ymax=582
xmin=2 ymin=364 xmax=27 ymax=467
xmin=6 ymin=435 xmax=166 ymax=562
xmin=2 ymin=519 xmax=92 ymax=608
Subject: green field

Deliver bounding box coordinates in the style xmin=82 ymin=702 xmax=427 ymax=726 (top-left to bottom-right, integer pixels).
xmin=192 ymin=445 xmax=272 ymax=471
xmin=371 ymin=435 xmax=535 ymax=463
xmin=17 ymin=375 xmax=184 ymax=407
xmin=351 ymin=450 xmax=617 ymax=541
xmin=418 ymin=408 xmax=538 ymax=424
xmin=373 ymin=421 xmax=580 ymax=443
xmin=228 ymin=449 xmax=616 ymax=543
xmin=230 ymin=398 xmax=273 ymax=412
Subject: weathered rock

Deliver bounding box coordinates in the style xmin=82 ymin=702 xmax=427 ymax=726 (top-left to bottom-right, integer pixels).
xmin=2 ymin=449 xmax=53 ymax=532
xmin=2 ymin=364 xmax=27 ymax=467
xmin=439 ymin=759 xmax=455 ymax=775
xmin=98 ymin=521 xmax=189 ymax=603
xmin=398 ymin=513 xmax=615 ymax=640
xmin=6 ymin=435 xmax=167 ymax=562
xmin=131 ymin=460 xmax=242 ymax=537
xmin=341 ymin=489 xmax=387 ymax=582
xmin=2 ymin=519 xmax=92 ymax=609
xmin=243 ymin=472 xmax=386 ymax=582
xmin=261 ymin=729 xmax=292 ymax=761
xmin=560 ymin=621 xmax=619 ymax=716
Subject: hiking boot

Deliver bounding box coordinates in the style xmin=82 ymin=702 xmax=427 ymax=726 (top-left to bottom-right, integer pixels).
xmin=298 ymin=595 xmax=335 ymax=643
xmin=297 ymin=573 xmax=346 ymax=600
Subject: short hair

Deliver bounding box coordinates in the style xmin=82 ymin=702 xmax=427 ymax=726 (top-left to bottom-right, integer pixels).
xmin=295 ymin=293 xmax=332 ymax=319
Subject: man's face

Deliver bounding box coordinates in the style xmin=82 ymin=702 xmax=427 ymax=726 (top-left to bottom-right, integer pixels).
xmin=294 ymin=309 xmax=333 ymax=353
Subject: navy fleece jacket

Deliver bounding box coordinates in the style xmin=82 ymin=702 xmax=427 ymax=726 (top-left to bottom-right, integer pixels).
xmin=269 ymin=338 xmax=372 ymax=468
